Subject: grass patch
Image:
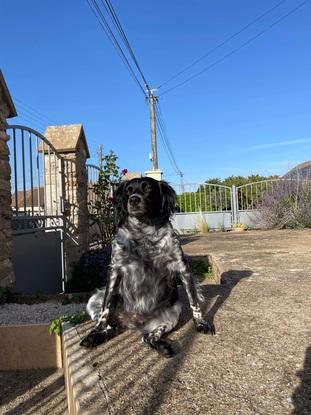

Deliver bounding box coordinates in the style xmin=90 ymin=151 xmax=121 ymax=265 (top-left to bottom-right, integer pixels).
xmin=189 ymin=258 xmax=214 ymax=283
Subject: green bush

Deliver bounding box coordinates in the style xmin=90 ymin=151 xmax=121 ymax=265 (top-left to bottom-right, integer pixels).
xmin=49 ymin=312 xmax=89 ymax=336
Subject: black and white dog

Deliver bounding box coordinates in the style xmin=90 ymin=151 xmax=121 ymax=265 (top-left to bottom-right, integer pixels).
xmin=80 ymin=177 xmax=215 ymax=357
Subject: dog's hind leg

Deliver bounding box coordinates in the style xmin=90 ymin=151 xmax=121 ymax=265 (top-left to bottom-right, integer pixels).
xmin=142 ymin=301 xmax=182 ymax=358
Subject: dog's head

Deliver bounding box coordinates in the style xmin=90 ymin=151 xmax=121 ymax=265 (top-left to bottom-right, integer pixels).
xmin=114 ymin=177 xmax=176 ymax=226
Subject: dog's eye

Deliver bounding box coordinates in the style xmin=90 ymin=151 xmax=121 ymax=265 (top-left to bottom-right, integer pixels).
xmin=126 ymin=186 xmax=133 ymax=195
xmin=141 ymin=182 xmax=152 ymax=192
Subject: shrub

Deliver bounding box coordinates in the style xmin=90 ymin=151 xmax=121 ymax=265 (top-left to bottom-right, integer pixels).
xmin=233 ymin=223 xmax=248 ymax=231
xmin=49 ymin=312 xmax=89 ymax=336
xmin=88 ymin=151 xmax=125 ymax=246
xmin=257 ymin=179 xmax=311 ymax=229
xmin=66 ymin=246 xmax=111 ymax=293
xmin=196 ymin=214 xmax=209 ymax=234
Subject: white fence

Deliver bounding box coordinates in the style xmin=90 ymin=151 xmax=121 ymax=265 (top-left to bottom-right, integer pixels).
xmin=171 ymin=179 xmax=305 ymax=233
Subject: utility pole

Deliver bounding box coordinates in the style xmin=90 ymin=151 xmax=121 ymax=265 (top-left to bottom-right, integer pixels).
xmin=180 ymin=172 xmax=185 ymax=194
xmin=148 ymin=90 xmax=158 ymax=171
xmin=97 ymin=144 xmax=103 ymax=169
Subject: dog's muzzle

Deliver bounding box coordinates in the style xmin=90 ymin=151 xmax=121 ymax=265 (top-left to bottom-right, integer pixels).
xmin=129 ymin=194 xmax=142 ymax=207
xmin=128 ymin=194 xmax=145 ymax=214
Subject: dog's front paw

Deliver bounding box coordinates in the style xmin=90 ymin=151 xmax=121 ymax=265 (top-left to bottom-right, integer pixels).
xmin=195 ymin=319 xmax=216 ymax=335
xmin=143 ymin=334 xmax=176 ymax=358
xmin=80 ymin=326 xmax=114 ymax=348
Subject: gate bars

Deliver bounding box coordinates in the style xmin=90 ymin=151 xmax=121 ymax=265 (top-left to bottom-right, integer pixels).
xmin=6 ymin=125 xmax=66 ymax=289
xmin=7 ymin=125 xmax=66 ymax=230
xmin=173 ymin=179 xmax=303 ymax=227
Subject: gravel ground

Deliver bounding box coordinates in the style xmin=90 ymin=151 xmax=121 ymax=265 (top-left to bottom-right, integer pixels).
xmin=0 ymin=369 xmax=67 ymax=415
xmin=72 ymin=230 xmax=311 ymax=415
xmin=0 ymin=302 xmax=87 ymax=326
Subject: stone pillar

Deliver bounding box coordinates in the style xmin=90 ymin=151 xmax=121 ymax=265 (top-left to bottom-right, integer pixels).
xmin=44 ymin=125 xmax=90 ymax=277
xmin=0 ymin=72 xmax=17 ymax=287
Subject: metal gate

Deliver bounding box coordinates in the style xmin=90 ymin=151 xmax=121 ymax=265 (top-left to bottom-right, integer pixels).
xmin=235 ymin=179 xmax=283 ymax=227
xmin=6 ymin=125 xmax=66 ymax=293
xmin=172 ymin=183 xmax=233 ymax=232
xmin=172 ymin=179 xmax=303 ymax=232
xmin=86 ymin=163 xmax=102 ymax=247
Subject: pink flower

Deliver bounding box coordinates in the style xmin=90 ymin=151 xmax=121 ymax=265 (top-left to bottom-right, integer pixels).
xmin=122 ymin=168 xmax=128 ymax=176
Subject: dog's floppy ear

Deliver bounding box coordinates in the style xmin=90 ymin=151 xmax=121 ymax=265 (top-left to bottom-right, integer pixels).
xmin=113 ymin=180 xmax=128 ymax=226
xmin=159 ymin=181 xmax=176 ymax=217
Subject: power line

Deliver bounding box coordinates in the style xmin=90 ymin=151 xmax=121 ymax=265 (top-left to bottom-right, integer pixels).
xmin=159 ymin=0 xmax=309 ymax=97
xmin=154 ymin=101 xmax=183 ymax=177
xmin=86 ymin=0 xmax=148 ymax=96
xmin=14 ymin=108 xmax=49 ymax=129
xmin=101 ymin=0 xmax=150 ymax=90
xmin=13 ymin=97 xmax=57 ymax=124
xmin=155 ymin=114 xmax=180 ymax=175
xmin=155 ymin=102 xmax=178 ymax=168
xmin=14 ymin=115 xmax=46 ymax=132
xmin=87 ymin=0 xmax=146 ymax=96
xmin=158 ymin=0 xmax=288 ymax=89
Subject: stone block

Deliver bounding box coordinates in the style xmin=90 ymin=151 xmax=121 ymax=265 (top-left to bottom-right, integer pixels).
xmin=0 ymin=139 xmax=9 ymax=156
xmin=0 ymin=161 xmax=10 ymax=179
xmin=0 ymin=258 xmax=14 ymax=287
xmin=0 ymin=178 xmax=11 ymax=193
xmin=0 ymin=239 xmax=10 ymax=261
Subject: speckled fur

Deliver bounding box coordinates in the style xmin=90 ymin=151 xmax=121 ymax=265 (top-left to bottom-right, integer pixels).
xmin=81 ymin=177 xmax=215 ymax=355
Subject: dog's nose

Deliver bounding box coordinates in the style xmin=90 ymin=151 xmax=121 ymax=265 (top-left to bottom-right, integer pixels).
xmin=129 ymin=195 xmax=141 ymax=206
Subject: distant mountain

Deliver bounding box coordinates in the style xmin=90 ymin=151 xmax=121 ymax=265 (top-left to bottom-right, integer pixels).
xmin=283 ymin=161 xmax=311 ymax=180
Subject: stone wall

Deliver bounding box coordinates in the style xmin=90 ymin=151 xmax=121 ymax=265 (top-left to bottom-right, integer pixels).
xmin=0 ymin=99 xmax=14 ymax=287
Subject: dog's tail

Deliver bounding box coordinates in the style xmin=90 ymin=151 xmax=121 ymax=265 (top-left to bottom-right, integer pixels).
xmin=86 ymin=289 xmax=106 ymax=321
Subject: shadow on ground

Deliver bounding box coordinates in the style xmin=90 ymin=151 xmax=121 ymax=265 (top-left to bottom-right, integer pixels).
xmin=179 ymin=234 xmax=201 ymax=245
xmin=204 ymin=270 xmax=253 ymax=328
xmin=78 ymin=268 xmax=253 ymax=415
xmin=135 ymin=269 xmax=253 ymax=415
xmin=0 ymin=369 xmax=66 ymax=415
xmin=292 ymin=345 xmax=311 ymax=415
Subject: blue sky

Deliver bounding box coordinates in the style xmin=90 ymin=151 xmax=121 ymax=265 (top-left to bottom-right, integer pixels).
xmin=1 ymin=0 xmax=310 ymax=184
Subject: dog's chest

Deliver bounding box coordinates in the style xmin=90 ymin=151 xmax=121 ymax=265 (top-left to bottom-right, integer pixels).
xmin=115 ymin=224 xmax=176 ymax=259
xmin=112 ymin=225 xmax=179 ymax=311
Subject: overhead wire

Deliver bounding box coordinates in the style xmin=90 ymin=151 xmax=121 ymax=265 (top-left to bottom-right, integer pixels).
xmin=155 ymin=113 xmax=180 ymax=176
xmin=158 ymin=0 xmax=288 ymax=89
xmin=100 ymin=0 xmax=150 ymax=90
xmin=87 ymin=0 xmax=147 ymax=96
xmin=86 ymin=0 xmax=308 ymax=176
xmin=154 ymin=101 xmax=183 ymax=177
xmin=14 ymin=108 xmax=49 ymax=129
xmin=155 ymin=102 xmax=178 ymax=168
xmin=13 ymin=97 xmax=57 ymax=125
xmin=159 ymin=0 xmax=309 ymax=97
xmin=86 ymin=0 xmax=184 ymax=172
xmin=16 ymin=113 xmax=47 ymax=130
xmin=14 ymin=116 xmax=45 ymax=132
